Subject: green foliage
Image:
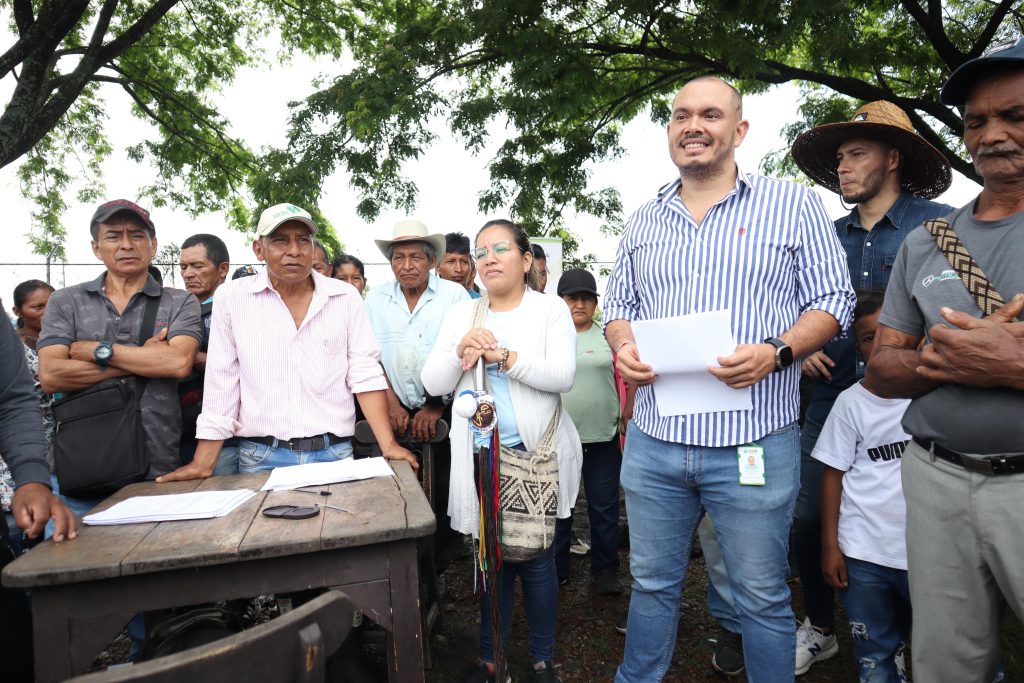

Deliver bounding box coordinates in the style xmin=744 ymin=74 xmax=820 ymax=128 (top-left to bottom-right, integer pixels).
xmin=18 ymin=85 xmax=111 ymax=261
xmin=2 ymin=0 xmax=1020 ymax=261
xmin=269 ymin=0 xmax=1020 ymax=258
xmin=0 ymin=0 xmax=351 ymax=257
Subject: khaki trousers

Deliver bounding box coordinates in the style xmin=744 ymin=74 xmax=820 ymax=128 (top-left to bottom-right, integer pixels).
xmin=903 ymin=439 xmax=1024 ymax=682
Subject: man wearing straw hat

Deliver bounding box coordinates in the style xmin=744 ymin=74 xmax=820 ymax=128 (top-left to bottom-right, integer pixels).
xmin=784 ymin=101 xmax=953 ymax=673
xmin=366 ymin=218 xmax=470 ymax=572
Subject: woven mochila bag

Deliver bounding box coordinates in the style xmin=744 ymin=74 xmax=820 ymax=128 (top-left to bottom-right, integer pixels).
xmin=470 ymin=296 xmax=560 ymax=563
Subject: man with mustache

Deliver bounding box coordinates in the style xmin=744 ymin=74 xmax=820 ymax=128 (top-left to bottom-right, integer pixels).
xmin=867 ymin=37 xmax=1024 ymax=681
xmin=158 ymin=203 xmax=417 ymax=482
xmin=783 ymin=100 xmax=953 ymax=674
xmin=604 ymin=76 xmax=854 ymax=682
xmin=38 ymin=200 xmax=203 ymax=515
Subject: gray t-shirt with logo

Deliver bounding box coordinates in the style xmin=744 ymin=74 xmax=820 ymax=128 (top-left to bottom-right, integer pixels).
xmin=879 ymin=201 xmax=1024 ymax=455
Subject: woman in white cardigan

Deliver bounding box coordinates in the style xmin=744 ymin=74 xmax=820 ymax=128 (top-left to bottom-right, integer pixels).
xmin=422 ymin=219 xmax=581 ymax=683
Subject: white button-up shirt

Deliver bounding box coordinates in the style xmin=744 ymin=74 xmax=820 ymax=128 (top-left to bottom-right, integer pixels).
xmin=196 ymin=270 xmax=386 ymax=441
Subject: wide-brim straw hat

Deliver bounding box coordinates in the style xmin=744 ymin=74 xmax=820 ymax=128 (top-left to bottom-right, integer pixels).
xmin=791 ymin=100 xmax=952 ymax=199
xmin=374 ymin=219 xmax=447 ymax=266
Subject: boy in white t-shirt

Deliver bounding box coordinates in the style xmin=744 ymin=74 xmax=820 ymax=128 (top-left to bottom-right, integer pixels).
xmin=813 ymin=290 xmax=912 ymax=683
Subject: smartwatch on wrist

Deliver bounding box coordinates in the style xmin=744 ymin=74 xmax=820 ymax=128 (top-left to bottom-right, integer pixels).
xmin=94 ymin=341 xmax=114 ymax=369
xmin=763 ymin=337 xmax=793 ymax=372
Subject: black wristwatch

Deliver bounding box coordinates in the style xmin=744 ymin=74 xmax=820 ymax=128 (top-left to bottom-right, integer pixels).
xmin=763 ymin=337 xmax=793 ymax=372
xmin=94 ymin=341 xmax=114 ymax=369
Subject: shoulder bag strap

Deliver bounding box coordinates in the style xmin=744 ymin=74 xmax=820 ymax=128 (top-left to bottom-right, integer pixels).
xmin=924 ymin=217 xmax=1007 ymax=316
xmin=470 ymin=295 xmax=489 ymax=329
xmin=474 ymin=295 xmax=560 ymax=454
xmin=134 ymin=292 xmax=162 ymax=399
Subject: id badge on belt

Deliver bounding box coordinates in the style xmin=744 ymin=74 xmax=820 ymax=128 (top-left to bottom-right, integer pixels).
xmin=737 ymin=444 xmax=766 ymax=486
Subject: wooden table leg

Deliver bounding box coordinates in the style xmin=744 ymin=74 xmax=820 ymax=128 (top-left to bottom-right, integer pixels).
xmin=386 ymin=540 xmax=425 ymax=683
xmin=31 ymin=587 xmax=71 ymax=683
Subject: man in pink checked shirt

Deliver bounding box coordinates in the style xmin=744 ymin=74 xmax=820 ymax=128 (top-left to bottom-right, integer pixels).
xmin=158 ymin=203 xmax=417 ymax=482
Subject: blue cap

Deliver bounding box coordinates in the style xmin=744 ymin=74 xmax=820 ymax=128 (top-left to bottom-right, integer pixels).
xmin=941 ymin=36 xmax=1024 ymax=106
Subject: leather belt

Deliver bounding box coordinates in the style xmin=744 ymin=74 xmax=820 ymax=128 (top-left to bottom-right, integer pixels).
xmin=245 ymin=433 xmax=351 ymax=452
xmin=913 ymin=437 xmax=1024 ymax=476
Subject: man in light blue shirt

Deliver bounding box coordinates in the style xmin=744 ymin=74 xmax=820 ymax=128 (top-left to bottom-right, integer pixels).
xmin=366 ymin=218 xmax=470 ymax=570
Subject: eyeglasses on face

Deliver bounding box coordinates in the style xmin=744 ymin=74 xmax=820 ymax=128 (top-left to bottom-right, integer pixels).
xmin=473 ymin=241 xmax=516 ymax=261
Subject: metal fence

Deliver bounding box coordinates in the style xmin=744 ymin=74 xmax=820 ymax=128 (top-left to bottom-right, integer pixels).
xmin=0 ymin=259 xmax=616 ymax=301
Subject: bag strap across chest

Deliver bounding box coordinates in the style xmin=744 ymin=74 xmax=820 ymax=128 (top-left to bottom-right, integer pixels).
xmin=134 ymin=293 xmax=161 ymax=399
xmin=469 ymin=296 xmax=559 ymax=453
xmin=924 ymin=217 xmax=1006 ymax=316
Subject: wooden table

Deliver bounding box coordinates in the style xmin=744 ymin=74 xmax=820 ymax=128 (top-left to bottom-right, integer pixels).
xmin=2 ymin=461 xmax=435 ymax=682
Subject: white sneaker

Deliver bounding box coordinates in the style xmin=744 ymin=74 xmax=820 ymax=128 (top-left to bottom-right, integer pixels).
xmin=569 ymin=535 xmax=590 ymax=556
xmin=794 ymin=617 xmax=839 ymax=675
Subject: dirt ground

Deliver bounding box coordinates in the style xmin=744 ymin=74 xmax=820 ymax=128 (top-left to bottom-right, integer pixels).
xmin=420 ymin=529 xmax=1022 ymax=682
xmin=93 ymin=504 xmax=1023 ymax=682
xmin=422 ymin=538 xmax=854 ymax=682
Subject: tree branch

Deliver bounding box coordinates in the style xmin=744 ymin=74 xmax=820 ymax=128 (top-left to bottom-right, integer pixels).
xmin=115 ymin=80 xmax=248 ymax=192
xmin=89 ymin=0 xmax=121 ymax=52
xmin=899 ymin=0 xmax=964 ymax=68
xmin=754 ymin=59 xmax=961 ymax=129
xmin=13 ymin=0 xmax=34 ymax=35
xmin=0 ymin=0 xmax=90 ymax=81
xmin=590 ymin=68 xmax=691 ymax=130
xmin=967 ymin=0 xmax=1017 ymax=59
xmin=902 ymin=107 xmax=977 ymax=181
xmin=96 ymin=0 xmax=181 ymax=65
xmin=23 ymin=1 xmax=181 ymax=163
xmin=92 ymin=71 xmax=256 ymax=172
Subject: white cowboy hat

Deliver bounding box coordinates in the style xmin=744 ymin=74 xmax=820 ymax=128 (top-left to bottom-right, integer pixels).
xmin=374 ymin=219 xmax=447 ymax=266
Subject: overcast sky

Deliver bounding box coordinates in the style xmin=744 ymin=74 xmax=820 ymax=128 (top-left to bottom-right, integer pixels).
xmin=0 ymin=51 xmax=982 ymax=307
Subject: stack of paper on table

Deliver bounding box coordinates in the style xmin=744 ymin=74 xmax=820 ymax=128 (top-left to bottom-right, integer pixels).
xmin=83 ymin=489 xmax=257 ymax=526
xmin=261 ymin=456 xmax=394 ymax=492
xmin=632 ymin=309 xmax=753 ymax=416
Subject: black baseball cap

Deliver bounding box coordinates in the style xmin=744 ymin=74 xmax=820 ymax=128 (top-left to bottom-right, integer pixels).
xmin=557 ymin=268 xmax=599 ymax=297
xmin=90 ymin=199 xmax=155 ymax=239
xmin=232 ymin=265 xmax=258 ymax=280
xmin=941 ymin=36 xmax=1024 ymax=106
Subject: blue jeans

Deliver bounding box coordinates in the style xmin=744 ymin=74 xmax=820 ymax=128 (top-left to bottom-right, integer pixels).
xmin=839 ymin=558 xmax=911 ymax=683
xmin=60 ymin=493 xmax=103 ymax=519
xmin=699 ymin=512 xmax=741 ymax=634
xmin=792 ymin=417 xmax=835 ymax=630
xmin=554 ymin=437 xmax=622 ymax=580
xmin=237 ymin=437 xmax=353 ymax=473
xmin=479 ymin=544 xmax=558 ymax=665
xmin=616 ymin=422 xmax=800 ymax=683
xmin=212 ymin=445 xmax=240 ymax=476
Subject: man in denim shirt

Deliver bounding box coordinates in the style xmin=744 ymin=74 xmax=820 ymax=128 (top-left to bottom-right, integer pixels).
xmin=781 ymin=101 xmax=954 ymax=673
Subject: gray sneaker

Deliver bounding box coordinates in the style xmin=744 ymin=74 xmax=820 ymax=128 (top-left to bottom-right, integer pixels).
xmin=794 ymin=617 xmax=839 ymax=675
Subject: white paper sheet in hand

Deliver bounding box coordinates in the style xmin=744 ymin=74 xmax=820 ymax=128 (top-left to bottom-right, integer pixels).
xmin=83 ymin=489 xmax=257 ymax=526
xmin=632 ymin=309 xmax=752 ymax=416
xmin=260 ymin=456 xmax=394 ymax=492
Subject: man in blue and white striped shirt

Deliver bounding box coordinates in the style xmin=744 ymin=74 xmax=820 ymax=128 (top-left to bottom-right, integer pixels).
xmin=604 ymin=77 xmax=855 ymax=683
